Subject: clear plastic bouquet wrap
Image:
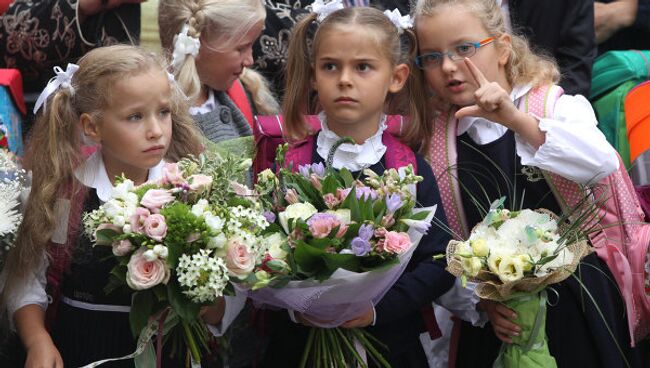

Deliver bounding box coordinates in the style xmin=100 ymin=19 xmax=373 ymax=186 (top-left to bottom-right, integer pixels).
xmin=235 ymin=144 xmax=436 ymax=368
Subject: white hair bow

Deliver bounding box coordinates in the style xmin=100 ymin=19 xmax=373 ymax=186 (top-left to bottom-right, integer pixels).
xmin=384 ymin=9 xmax=413 ymax=34
xmin=171 ymin=24 xmax=201 ymax=71
xmin=33 ymin=63 xmax=79 ymax=114
xmin=312 ymin=0 xmax=344 ymax=22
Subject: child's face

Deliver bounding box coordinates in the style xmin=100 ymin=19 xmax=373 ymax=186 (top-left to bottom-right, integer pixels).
xmin=312 ymin=25 xmax=407 ymax=136
xmin=195 ymin=21 xmax=264 ymax=92
xmin=82 ymin=70 xmax=173 ymax=184
xmin=416 ymin=5 xmax=510 ymax=107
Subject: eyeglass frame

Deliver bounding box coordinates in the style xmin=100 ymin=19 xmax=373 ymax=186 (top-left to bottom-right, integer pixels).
xmin=414 ymin=37 xmax=496 ymax=69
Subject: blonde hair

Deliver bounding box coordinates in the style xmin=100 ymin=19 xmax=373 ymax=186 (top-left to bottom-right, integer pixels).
xmin=2 ymin=45 xmax=203 ymax=303
xmin=158 ymin=0 xmax=279 ymax=114
xmin=283 ymin=7 xmax=428 ymax=143
xmin=413 ymin=0 xmax=560 ymax=88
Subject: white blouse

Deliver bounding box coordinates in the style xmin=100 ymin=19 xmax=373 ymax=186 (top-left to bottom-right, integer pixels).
xmin=457 ymin=85 xmax=619 ymax=184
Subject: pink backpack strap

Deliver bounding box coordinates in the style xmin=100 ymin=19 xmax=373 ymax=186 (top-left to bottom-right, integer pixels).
xmin=524 ymin=84 xmax=650 ymax=344
xmin=382 ymin=131 xmax=417 ymax=173
xmin=428 ymin=110 xmax=469 ymax=240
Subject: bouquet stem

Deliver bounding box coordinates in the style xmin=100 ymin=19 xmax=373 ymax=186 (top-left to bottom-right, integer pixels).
xmin=182 ymin=320 xmax=201 ymax=364
xmin=299 ymin=327 xmax=390 ymax=368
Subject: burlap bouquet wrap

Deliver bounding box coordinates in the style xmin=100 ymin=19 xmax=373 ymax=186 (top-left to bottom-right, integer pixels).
xmin=445 ymin=210 xmax=593 ymax=301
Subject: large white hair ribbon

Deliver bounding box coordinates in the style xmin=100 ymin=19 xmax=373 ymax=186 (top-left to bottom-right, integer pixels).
xmin=33 ymin=63 xmax=79 ymax=114
xmin=312 ymin=0 xmax=344 ymax=22
xmin=171 ymin=23 xmax=201 ymax=72
xmin=384 ymin=9 xmax=413 ymax=34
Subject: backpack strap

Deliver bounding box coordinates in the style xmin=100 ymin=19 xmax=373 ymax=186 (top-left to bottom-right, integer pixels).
xmin=428 ymin=110 xmax=469 ymax=240
xmin=227 ymin=79 xmax=254 ymax=128
xmin=382 ymin=131 xmax=418 ymax=173
xmin=525 ymin=84 xmax=650 ymax=344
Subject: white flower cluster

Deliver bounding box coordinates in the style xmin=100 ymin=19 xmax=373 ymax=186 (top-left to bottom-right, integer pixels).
xmin=0 ymin=150 xmax=26 ymax=244
xmin=103 ymin=180 xmax=139 ymax=227
xmin=457 ymin=209 xmax=574 ymax=283
xmin=226 ymin=206 xmax=269 ymax=247
xmin=176 ymin=249 xmax=229 ymax=303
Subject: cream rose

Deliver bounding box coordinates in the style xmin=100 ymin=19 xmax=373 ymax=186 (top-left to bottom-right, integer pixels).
xmin=470 ymin=238 xmax=489 ymax=257
xmin=461 ymin=256 xmax=483 ymax=277
xmin=143 ymin=214 xmax=168 ymax=242
xmin=141 ymin=189 xmax=174 ymax=213
xmin=278 ymin=202 xmax=318 ymax=233
xmin=188 ymin=174 xmax=213 ymax=193
xmin=126 ymin=247 xmax=171 ymax=290
xmin=496 ymin=255 xmax=525 ymax=283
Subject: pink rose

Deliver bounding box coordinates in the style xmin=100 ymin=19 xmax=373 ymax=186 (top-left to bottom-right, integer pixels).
xmin=307 ymin=213 xmax=340 ymax=239
xmin=93 ymin=223 xmax=122 ymax=245
xmin=112 ymin=239 xmax=135 ymax=256
xmin=143 ymin=214 xmax=167 ymax=241
xmin=225 ymin=238 xmax=255 ymax=280
xmin=188 ymin=174 xmax=212 ymax=193
xmin=381 ymin=231 xmax=411 ymax=254
xmin=141 ymin=189 xmax=174 ymax=213
xmin=161 ymin=163 xmax=185 ymax=185
xmin=129 ymin=207 xmax=151 ymax=234
xmin=126 ymin=247 xmax=171 ymax=290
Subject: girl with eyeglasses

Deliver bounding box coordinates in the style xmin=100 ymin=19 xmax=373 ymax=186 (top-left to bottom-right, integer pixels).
xmin=408 ymin=0 xmax=644 ymax=367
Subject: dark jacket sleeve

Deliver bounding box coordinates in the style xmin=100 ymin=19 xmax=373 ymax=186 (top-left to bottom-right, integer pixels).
xmin=373 ymin=154 xmax=455 ymax=326
xmin=509 ymin=0 xmax=596 ymax=97
xmin=0 ymin=0 xmax=140 ymax=93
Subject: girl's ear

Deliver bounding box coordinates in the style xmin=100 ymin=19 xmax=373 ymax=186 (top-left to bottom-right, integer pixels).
xmin=388 ymin=63 xmax=410 ymax=93
xmin=497 ymin=33 xmax=512 ymax=67
xmin=81 ymin=113 xmax=101 ymax=143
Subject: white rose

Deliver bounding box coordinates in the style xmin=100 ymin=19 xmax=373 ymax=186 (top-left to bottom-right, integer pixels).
xmin=325 ymin=209 xmax=352 ymax=225
xmin=204 ymin=212 xmax=225 ymax=232
xmin=112 ymin=180 xmax=135 ymax=200
xmin=278 ymin=202 xmax=318 ymax=233
xmin=104 ymin=199 xmax=125 ymax=219
xmin=191 ymin=199 xmax=210 ymax=217
xmin=265 ymin=233 xmax=288 ymax=259
xmin=153 ymin=244 xmax=169 ymax=259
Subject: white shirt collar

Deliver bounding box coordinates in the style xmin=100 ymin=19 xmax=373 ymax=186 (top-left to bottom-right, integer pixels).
xmin=74 ymin=151 xmax=165 ymax=202
xmin=189 ymin=88 xmax=217 ymax=115
xmin=456 ymin=84 xmax=531 ymax=144
xmin=315 ymin=112 xmax=388 ymax=171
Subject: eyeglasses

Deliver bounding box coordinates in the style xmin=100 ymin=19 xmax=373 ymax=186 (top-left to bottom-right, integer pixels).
xmin=415 ymin=37 xmax=495 ymax=69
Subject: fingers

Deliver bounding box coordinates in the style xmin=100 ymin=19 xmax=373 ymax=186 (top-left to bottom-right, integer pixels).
xmin=455 ymin=105 xmax=482 ymax=120
xmin=464 ymin=57 xmax=489 ymax=87
xmin=485 ymin=302 xmax=520 ymax=344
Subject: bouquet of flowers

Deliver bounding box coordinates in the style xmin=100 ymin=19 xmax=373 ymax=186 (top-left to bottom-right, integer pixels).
xmin=236 ymin=144 xmax=436 ymax=368
xmin=446 ymin=198 xmax=591 ymax=368
xmin=82 ymin=153 xmax=268 ymax=367
xmin=0 ymin=149 xmax=27 ymax=272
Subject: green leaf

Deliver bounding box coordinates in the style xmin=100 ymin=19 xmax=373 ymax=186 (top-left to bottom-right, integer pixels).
xmin=167 ymin=279 xmax=201 ymax=322
xmin=409 ymin=210 xmax=430 ymax=221
xmin=95 ymin=228 xmax=120 ymax=244
xmin=343 ymin=187 xmax=361 ymax=222
xmin=321 ymin=253 xmax=361 ymax=274
xmin=537 ymin=254 xmax=559 ymax=265
xmin=321 ymin=175 xmax=340 ymax=195
xmin=130 ymin=290 xmax=154 ymax=337
xmin=294 ymin=241 xmax=326 ymax=276
xmin=339 ymin=168 xmax=354 ymax=187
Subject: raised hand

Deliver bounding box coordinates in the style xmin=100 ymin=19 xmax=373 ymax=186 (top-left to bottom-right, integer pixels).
xmin=454 ymin=57 xmax=519 ymax=127
xmin=455 ymin=57 xmax=545 ymax=149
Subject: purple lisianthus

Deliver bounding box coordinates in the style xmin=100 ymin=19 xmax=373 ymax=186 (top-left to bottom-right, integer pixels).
xmin=358 ymin=223 xmax=374 ymax=241
xmin=351 ymin=237 xmax=372 ymax=256
xmin=386 ymin=193 xmax=404 ymax=214
xmin=298 ymin=164 xmax=312 ymax=179
xmin=311 ymin=162 xmax=326 ymax=178
xmin=263 ymin=210 xmax=277 ymax=224
xmin=356 ymin=186 xmax=378 ymax=201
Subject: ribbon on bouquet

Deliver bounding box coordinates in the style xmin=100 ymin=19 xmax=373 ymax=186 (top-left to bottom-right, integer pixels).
xmin=79 ymin=308 xmax=184 ymax=368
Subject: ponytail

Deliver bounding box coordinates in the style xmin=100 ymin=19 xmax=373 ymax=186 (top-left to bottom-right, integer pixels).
xmin=282 ymin=12 xmax=319 ymax=141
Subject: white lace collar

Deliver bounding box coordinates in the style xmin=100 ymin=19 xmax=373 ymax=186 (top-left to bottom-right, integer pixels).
xmin=456 ymin=84 xmax=531 ymax=144
xmin=189 ymin=88 xmax=216 ymax=116
xmin=74 ymin=151 xmax=165 ymax=202
xmin=315 ymin=112 xmax=388 ymax=171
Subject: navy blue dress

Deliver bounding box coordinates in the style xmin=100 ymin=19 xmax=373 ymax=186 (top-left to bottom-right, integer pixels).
xmin=262 ymin=142 xmax=455 ymax=368
xmin=453 ymin=131 xmax=644 ymax=368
